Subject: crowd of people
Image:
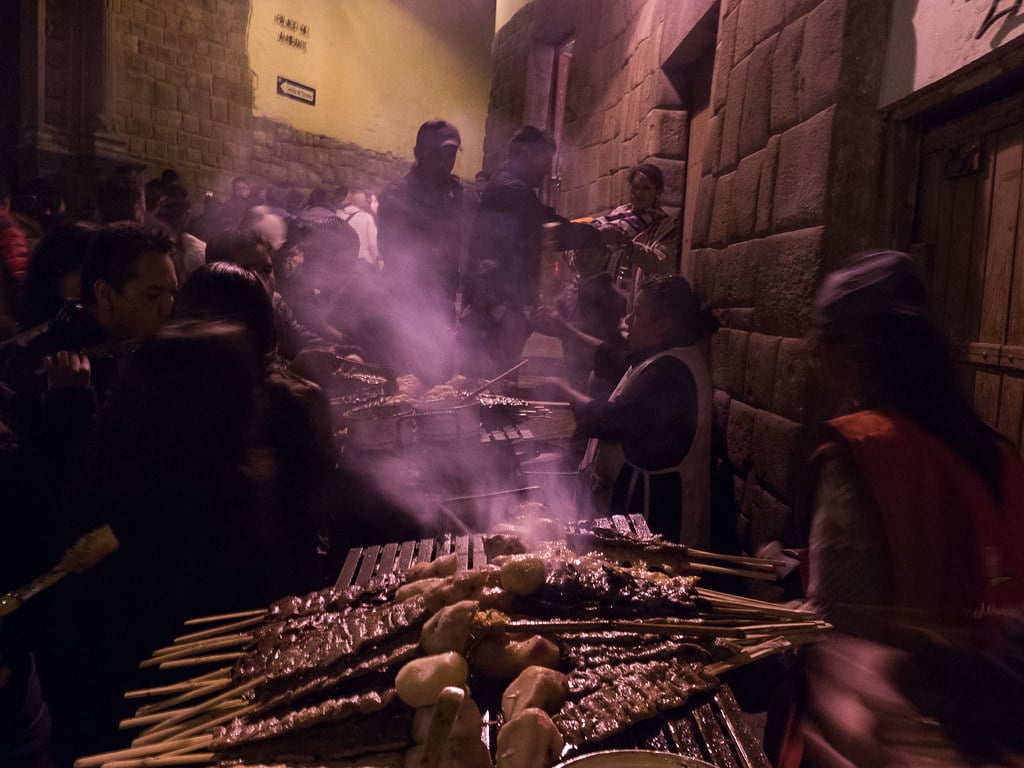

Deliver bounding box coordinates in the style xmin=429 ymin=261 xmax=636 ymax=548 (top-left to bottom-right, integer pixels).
xmin=2 ymin=111 xmax=1022 ymax=768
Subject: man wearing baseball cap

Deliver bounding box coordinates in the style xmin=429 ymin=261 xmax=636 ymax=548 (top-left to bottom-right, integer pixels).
xmin=377 ymin=120 xmax=465 ymax=381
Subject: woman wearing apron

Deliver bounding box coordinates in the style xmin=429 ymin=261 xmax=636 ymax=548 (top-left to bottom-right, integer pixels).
xmin=534 ymin=274 xmax=718 ymax=547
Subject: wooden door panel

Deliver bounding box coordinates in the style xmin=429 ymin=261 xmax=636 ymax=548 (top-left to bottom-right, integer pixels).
xmin=974 ymin=368 xmax=1002 ymax=426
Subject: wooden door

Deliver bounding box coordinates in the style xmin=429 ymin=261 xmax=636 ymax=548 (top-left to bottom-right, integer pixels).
xmin=914 ymin=91 xmax=1024 ymax=454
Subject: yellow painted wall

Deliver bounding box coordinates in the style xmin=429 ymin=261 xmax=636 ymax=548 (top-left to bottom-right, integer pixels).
xmin=248 ymin=0 xmax=495 ymax=178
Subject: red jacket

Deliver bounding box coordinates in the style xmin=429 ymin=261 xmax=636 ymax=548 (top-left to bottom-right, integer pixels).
xmin=828 ymin=410 xmax=1024 ymax=643
xmin=0 ymin=211 xmax=29 ymax=282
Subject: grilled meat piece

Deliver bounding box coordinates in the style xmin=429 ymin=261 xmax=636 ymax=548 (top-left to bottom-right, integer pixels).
xmin=554 ymin=659 xmax=719 ymax=746
xmin=560 ymin=633 xmax=712 ymax=670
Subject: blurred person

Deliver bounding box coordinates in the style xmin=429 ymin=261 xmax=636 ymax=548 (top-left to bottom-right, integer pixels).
xmin=466 ymin=126 xmax=599 ymax=340
xmin=265 ymin=183 xmax=290 ymax=218
xmin=13 ymin=178 xmax=66 ymax=244
xmin=473 ymin=170 xmax=490 ymax=203
xmin=378 ymin=120 xmax=465 ymax=325
xmin=0 ymin=222 xmax=176 ymax=442
xmin=35 ymin=321 xmax=274 ymax=763
xmin=589 ymin=163 xmax=678 ymax=305
xmin=0 ymin=175 xmax=30 ymax=338
xmin=554 ymin=242 xmax=627 ymax=397
xmin=773 ymin=250 xmax=1024 ymax=767
xmin=152 ymin=182 xmax=206 ymax=280
xmin=215 ymin=174 xmax=253 ymax=232
xmin=452 ymin=259 xmax=531 ymax=380
xmin=95 ymin=165 xmax=145 ymax=224
xmin=16 ymin=221 xmax=94 ymax=329
xmin=301 ymin=186 xmax=340 ymax=223
xmin=533 ymin=274 xmax=717 ymax=547
xmin=206 ymin=227 xmax=354 ymax=364
xmin=174 ymin=264 xmax=335 ymax=591
xmin=331 ymin=184 xmax=349 ymax=212
xmin=338 ymin=187 xmax=380 ymax=270
xmin=285 ymin=187 xmax=305 ymax=215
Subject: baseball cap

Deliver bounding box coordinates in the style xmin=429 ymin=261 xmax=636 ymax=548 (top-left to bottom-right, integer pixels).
xmin=812 ymin=249 xmax=930 ymax=328
xmin=415 ymin=120 xmax=461 ymax=152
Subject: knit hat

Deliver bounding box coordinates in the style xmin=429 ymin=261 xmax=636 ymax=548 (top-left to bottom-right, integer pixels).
xmin=812 ymin=249 xmax=929 ymax=328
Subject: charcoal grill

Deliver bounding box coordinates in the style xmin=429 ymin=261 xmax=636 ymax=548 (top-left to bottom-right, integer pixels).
xmin=336 ymin=515 xmax=772 ymax=768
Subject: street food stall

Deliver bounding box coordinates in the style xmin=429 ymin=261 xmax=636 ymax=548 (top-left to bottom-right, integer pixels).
xmin=73 ymin=513 xmax=826 ymax=768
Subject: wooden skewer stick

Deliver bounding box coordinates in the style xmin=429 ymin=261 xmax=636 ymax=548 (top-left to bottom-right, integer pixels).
xmin=145 ymin=635 xmax=252 ymax=666
xmin=686 ymin=561 xmax=779 ymax=581
xmin=506 ymin=619 xmax=746 ymax=638
xmin=158 ymin=652 xmax=243 ymax=670
xmin=121 ymin=700 xmax=246 ymax=729
xmin=173 ymin=616 xmax=263 ymax=645
xmin=103 ymin=754 xmax=216 ymax=768
xmin=73 ymin=734 xmax=214 ymax=768
xmin=124 ymin=669 xmax=231 ymax=699
xmin=133 ymin=679 xmax=231 ymax=718
xmin=183 ymin=609 xmax=264 ymax=626
xmin=686 ymin=547 xmax=785 ymax=569
xmin=149 ymin=701 xmax=259 ymax=745
xmin=130 ymin=675 xmax=264 ymax=746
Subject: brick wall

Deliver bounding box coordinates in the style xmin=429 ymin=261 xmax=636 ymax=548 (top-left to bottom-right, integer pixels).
xmin=487 ymin=0 xmax=894 ymax=558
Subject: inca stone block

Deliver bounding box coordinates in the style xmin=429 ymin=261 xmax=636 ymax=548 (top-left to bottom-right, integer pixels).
xmin=770 ymin=18 xmax=804 ymax=135
xmin=712 ymin=239 xmax=758 ymax=308
xmin=750 ymin=409 xmax=802 ymax=501
xmin=709 ymin=171 xmax=734 ymax=247
xmin=643 ymin=109 xmax=688 ymax=160
xmin=656 ymin=158 xmax=687 ymax=207
xmin=743 ymin=332 xmax=781 ymax=409
xmin=730 ymin=151 xmax=763 ymax=242
xmin=774 ymin=336 xmax=810 ymax=422
xmin=691 ymin=174 xmax=716 ymax=249
xmin=754 ymin=0 xmax=786 ymax=43
xmin=739 ymin=35 xmax=775 ymax=159
xmin=798 ymin=0 xmax=844 ymax=121
xmin=712 ymin=10 xmax=738 ymax=115
xmin=726 ymin=397 xmax=756 ymax=470
xmin=703 ymin=113 xmax=723 ymax=175
xmin=753 ymin=226 xmax=824 ymax=337
xmin=712 ymin=327 xmax=750 ymax=396
xmin=756 ymin=135 xmax=781 ymax=236
xmin=772 ymin=107 xmax=834 ymax=232
xmin=734 ymin=0 xmax=758 ymax=63
xmin=719 ymin=55 xmax=749 ymax=172
xmin=749 ymin=489 xmax=797 ymax=548
xmin=785 ymin=0 xmax=822 ymax=23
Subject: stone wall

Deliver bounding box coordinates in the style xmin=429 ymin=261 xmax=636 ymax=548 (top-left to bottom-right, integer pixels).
xmin=7 ymin=0 xmax=432 ymax=212
xmin=487 ymin=0 xmax=894 ymax=558
xmin=690 ymin=0 xmax=893 ymax=556
xmin=485 ymin=0 xmax=691 ymax=222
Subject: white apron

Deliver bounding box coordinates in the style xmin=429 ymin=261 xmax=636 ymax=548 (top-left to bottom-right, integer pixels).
xmin=579 ymin=346 xmax=712 ymax=548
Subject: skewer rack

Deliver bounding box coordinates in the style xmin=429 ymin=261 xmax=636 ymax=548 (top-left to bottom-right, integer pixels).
xmin=335 ymin=514 xmax=773 ymax=768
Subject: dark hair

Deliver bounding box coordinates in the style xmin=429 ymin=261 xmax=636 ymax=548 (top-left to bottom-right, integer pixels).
xmin=80 ymin=222 xmax=173 ymax=305
xmin=145 ymin=178 xmax=167 ymax=211
xmin=333 ymin=185 xmax=349 ymax=203
xmin=508 ymin=126 xmax=556 ymax=157
xmin=232 ymin=176 xmax=250 ymax=188
xmin=305 ymin=187 xmax=333 ymax=210
xmin=265 ymin=184 xmax=288 ymax=209
xmin=639 ymin=274 xmax=719 ymax=346
xmin=174 ymin=262 xmax=277 ymax=359
xmin=160 ymin=168 xmax=182 ymax=187
xmin=415 ymin=120 xmax=461 ymax=151
xmin=155 ymin=183 xmax=192 ymax=232
xmin=19 ymin=221 xmax=95 ymax=325
xmin=205 ymin=229 xmax=272 ymax=267
xmin=817 ymin=314 xmax=1005 ymax=500
xmin=96 ymin=165 xmax=144 ymax=223
xmin=285 ymin=189 xmax=305 ymax=211
xmin=630 ymin=163 xmax=664 ymax=193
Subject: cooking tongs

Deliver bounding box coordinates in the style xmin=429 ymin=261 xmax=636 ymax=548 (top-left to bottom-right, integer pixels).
xmin=461 ymin=359 xmax=529 ymax=403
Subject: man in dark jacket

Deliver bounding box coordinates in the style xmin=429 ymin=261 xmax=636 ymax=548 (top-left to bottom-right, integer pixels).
xmin=466 ymin=127 xmax=600 ymax=354
xmin=377 ymin=120 xmax=465 ymax=380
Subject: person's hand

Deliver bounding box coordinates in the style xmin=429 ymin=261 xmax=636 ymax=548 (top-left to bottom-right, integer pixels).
xmin=43 ymin=351 xmax=91 ymax=391
xmin=531 ymin=305 xmax=566 ymax=338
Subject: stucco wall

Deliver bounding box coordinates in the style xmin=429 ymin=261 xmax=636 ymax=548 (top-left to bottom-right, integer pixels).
xmin=248 ymin=0 xmax=494 ymax=179
xmin=880 ymin=0 xmax=1024 ymax=107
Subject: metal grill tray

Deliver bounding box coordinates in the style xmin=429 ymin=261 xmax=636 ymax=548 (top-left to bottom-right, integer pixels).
xmin=335 ymin=515 xmax=771 ymax=768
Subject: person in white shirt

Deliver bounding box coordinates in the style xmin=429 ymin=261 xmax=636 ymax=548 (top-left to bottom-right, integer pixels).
xmin=337 ymin=187 xmax=380 ymax=271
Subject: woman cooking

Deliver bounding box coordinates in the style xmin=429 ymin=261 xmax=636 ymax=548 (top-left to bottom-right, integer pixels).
xmin=589 ymin=163 xmax=678 ymax=305
xmin=534 ymin=274 xmax=718 ymax=548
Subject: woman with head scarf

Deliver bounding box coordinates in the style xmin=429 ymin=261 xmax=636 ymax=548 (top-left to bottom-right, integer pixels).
xmin=535 ymin=273 xmax=718 ymax=547
xmin=786 ymin=249 xmax=1024 ymax=767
